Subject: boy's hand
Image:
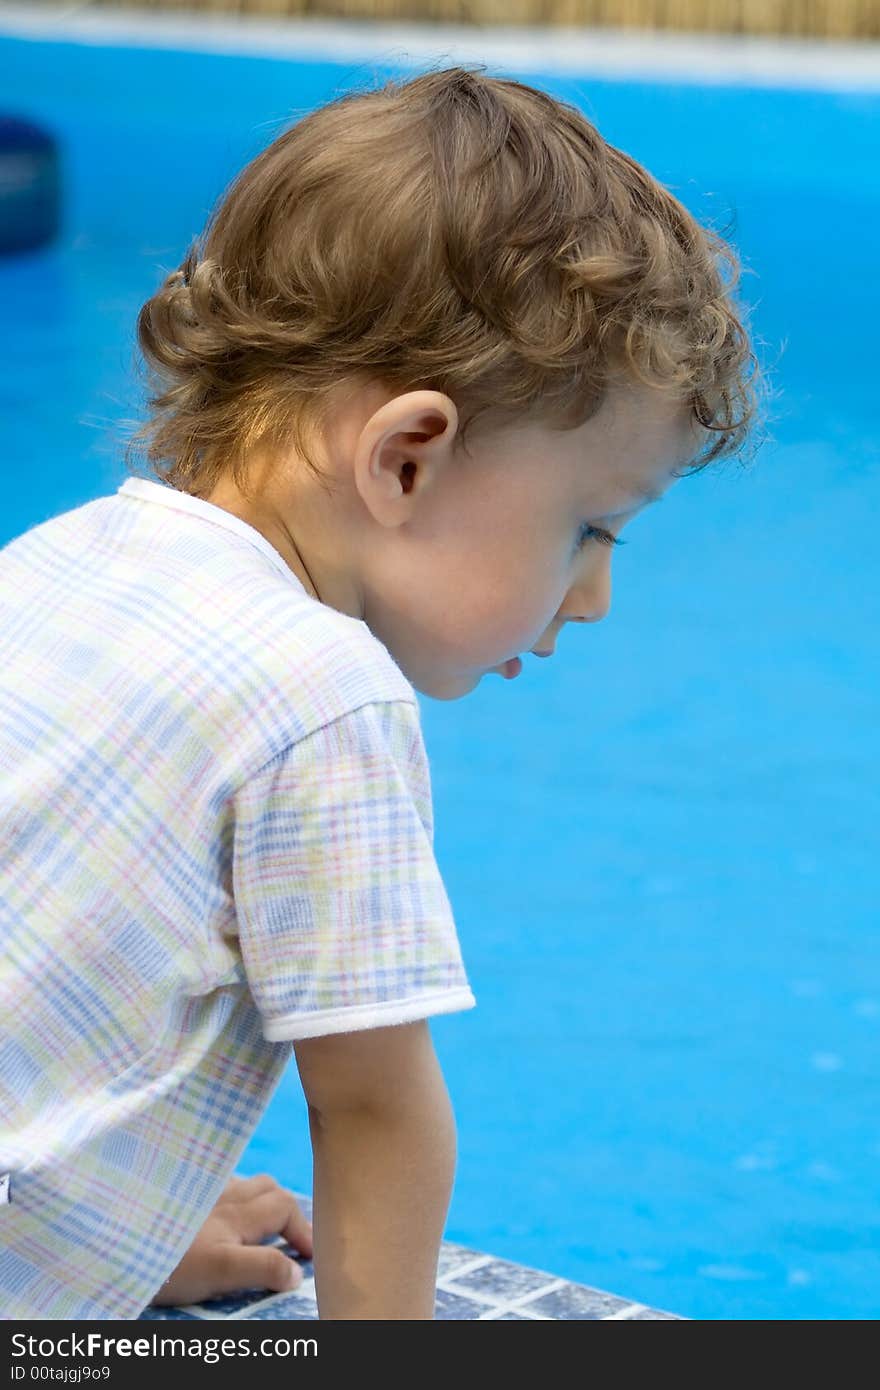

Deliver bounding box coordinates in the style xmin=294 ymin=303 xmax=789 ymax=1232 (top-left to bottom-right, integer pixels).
xmin=148 ymin=1174 xmax=313 ymax=1307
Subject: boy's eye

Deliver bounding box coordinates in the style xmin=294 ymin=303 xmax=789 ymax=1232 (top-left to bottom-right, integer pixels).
xmin=576 ymin=523 xmax=625 ymax=550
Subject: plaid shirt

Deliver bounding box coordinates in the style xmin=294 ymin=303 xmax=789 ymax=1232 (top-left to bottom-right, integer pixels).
xmin=0 ymin=477 xmax=474 ymax=1318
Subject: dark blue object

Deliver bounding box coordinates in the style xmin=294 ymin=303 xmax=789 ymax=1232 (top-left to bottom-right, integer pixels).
xmin=0 ymin=114 xmax=60 ymax=254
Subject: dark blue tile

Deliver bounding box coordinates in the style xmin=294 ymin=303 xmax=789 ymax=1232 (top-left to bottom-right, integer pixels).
xmin=240 ymin=1294 xmax=318 ymax=1320
xmin=437 ymin=1244 xmax=486 ymax=1278
xmin=520 ymin=1283 xmax=634 ymax=1319
xmin=434 ymin=1287 xmax=490 ymax=1319
xmin=191 ymin=1285 xmax=282 ymax=1315
xmin=142 ymin=1210 xmax=684 ymax=1322
xmin=137 ymin=1307 xmax=201 ymax=1320
xmin=627 ymin=1307 xmax=684 ymax=1319
xmin=187 ymin=1255 xmax=310 ymax=1316
xmin=446 ymin=1258 xmax=558 ymax=1302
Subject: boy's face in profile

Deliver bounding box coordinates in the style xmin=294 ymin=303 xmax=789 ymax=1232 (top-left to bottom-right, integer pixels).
xmin=205 ymin=379 xmax=705 ymax=701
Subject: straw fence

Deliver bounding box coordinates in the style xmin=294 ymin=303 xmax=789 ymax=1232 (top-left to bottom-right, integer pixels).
xmin=85 ymin=0 xmax=880 ymax=40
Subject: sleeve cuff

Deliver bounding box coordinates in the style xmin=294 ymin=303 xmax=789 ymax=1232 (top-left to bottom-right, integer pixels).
xmin=262 ymin=987 xmax=477 ymax=1041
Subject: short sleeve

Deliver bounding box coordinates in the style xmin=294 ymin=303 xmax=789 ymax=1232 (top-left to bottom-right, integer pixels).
xmin=230 ymin=699 xmax=476 ymax=1041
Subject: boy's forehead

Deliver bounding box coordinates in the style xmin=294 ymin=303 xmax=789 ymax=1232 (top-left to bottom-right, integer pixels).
xmin=575 ymin=407 xmax=700 ymax=515
xmin=610 ymin=438 xmax=697 ymax=512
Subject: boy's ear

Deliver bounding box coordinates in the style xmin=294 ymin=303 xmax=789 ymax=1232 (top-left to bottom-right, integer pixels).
xmin=353 ymin=390 xmax=459 ymax=527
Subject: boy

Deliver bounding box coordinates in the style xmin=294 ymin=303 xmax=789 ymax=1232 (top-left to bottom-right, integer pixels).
xmin=0 ymin=65 xmax=762 ymax=1319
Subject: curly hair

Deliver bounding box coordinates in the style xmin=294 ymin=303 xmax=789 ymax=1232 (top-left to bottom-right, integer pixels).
xmin=123 ymin=64 xmax=767 ymax=501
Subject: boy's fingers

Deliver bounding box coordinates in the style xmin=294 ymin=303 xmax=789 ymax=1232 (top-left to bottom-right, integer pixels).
xmin=234 ymin=1187 xmax=314 ymax=1257
xmin=213 ymin=1243 xmax=303 ymax=1296
xmin=219 ymin=1176 xmax=249 ymax=1202
xmin=280 ymin=1197 xmax=314 ymax=1259
xmin=220 ymin=1173 xmax=277 ymax=1205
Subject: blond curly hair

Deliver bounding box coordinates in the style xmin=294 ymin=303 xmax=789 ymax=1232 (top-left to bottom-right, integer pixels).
xmin=124 ymin=65 xmax=766 ymax=500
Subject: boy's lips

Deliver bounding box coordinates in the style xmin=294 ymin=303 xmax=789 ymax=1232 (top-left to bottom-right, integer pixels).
xmin=490 ymin=656 xmax=523 ymax=679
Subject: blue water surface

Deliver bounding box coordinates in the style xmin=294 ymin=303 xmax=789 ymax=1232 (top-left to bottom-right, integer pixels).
xmin=1 ymin=27 xmax=878 ymax=1320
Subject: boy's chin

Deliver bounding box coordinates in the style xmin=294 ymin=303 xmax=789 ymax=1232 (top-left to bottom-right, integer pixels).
xmin=409 ymin=668 xmax=485 ymax=702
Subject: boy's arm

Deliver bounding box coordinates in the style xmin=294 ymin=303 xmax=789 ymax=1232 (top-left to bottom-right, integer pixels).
xmin=293 ymin=1020 xmax=457 ymax=1320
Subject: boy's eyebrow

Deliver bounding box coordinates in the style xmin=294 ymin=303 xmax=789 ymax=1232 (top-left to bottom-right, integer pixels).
xmin=593 ymin=479 xmax=670 ymax=521
xmin=612 ymin=482 xmax=664 ymax=512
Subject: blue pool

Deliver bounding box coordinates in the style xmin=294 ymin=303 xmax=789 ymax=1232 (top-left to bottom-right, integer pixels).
xmin=2 ymin=17 xmax=878 ymax=1320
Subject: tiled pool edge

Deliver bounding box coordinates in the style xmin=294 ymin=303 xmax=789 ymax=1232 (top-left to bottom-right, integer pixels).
xmin=138 ymin=1190 xmax=686 ymax=1321
xmin=2 ymin=5 xmax=880 ymax=92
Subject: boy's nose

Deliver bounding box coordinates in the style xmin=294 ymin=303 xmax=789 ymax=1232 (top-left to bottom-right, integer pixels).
xmin=562 ymin=559 xmax=612 ymax=624
xmin=572 ymin=605 xmax=610 ymax=624
xmin=536 ymin=575 xmax=612 ymax=657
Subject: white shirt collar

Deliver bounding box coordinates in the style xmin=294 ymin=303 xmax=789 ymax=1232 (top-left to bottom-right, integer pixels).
xmin=117 ymin=477 xmax=307 ymax=594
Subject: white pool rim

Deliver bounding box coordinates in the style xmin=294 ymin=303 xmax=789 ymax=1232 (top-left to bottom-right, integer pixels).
xmin=1 ymin=3 xmax=879 ymax=91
